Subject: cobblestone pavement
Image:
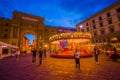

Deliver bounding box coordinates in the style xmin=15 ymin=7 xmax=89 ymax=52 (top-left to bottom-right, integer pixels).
xmin=0 ymin=54 xmax=120 ymax=80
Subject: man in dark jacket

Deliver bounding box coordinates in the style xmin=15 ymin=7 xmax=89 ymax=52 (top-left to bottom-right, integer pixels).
xmin=39 ymin=48 xmax=43 ymax=65
xmin=31 ymin=48 xmax=37 ymax=63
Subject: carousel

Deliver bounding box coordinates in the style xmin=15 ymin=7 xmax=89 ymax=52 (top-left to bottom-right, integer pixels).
xmin=49 ymin=32 xmax=94 ymax=58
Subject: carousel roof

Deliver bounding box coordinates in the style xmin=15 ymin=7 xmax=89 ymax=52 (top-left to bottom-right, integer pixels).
xmin=49 ymin=32 xmax=91 ymax=41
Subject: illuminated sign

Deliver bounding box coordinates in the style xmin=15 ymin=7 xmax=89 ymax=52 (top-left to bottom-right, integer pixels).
xmin=22 ymin=16 xmax=38 ymax=22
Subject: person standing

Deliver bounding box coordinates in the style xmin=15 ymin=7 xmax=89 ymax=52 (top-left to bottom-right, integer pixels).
xmin=31 ymin=48 xmax=37 ymax=63
xmin=38 ymin=48 xmax=43 ymax=65
xmin=74 ymin=49 xmax=80 ymax=69
xmin=94 ymin=46 xmax=99 ymax=64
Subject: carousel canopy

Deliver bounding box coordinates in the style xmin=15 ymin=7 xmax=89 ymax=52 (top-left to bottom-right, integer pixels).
xmin=49 ymin=32 xmax=91 ymax=41
xmin=0 ymin=41 xmax=19 ymax=49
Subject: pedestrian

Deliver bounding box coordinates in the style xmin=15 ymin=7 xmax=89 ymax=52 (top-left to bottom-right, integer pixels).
xmin=43 ymin=49 xmax=47 ymax=58
xmin=15 ymin=49 xmax=20 ymax=61
xmin=74 ymin=49 xmax=80 ymax=69
xmin=94 ymin=46 xmax=99 ymax=64
xmin=0 ymin=46 xmax=2 ymax=59
xmin=113 ymin=47 xmax=117 ymax=54
xmin=38 ymin=48 xmax=43 ymax=65
xmin=23 ymin=50 xmax=27 ymax=56
xmin=110 ymin=47 xmax=119 ymax=62
xmin=31 ymin=48 xmax=37 ymax=63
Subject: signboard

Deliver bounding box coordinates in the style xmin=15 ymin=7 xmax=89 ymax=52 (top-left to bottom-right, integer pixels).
xmin=22 ymin=16 xmax=38 ymax=22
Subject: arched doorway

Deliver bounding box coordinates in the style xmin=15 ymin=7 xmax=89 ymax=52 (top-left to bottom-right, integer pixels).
xmin=20 ymin=30 xmax=37 ymax=53
xmin=23 ymin=34 xmax=35 ymax=53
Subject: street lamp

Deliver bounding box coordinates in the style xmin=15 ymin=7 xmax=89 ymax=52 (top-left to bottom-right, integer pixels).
xmin=79 ymin=25 xmax=83 ymax=32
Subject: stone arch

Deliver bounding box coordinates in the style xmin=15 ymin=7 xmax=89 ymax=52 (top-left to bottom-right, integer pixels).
xmin=20 ymin=30 xmax=37 ymax=52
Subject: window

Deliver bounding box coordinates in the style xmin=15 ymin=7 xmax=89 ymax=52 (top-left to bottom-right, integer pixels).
xmin=103 ymin=39 xmax=106 ymax=42
xmin=5 ymin=23 xmax=9 ymax=26
xmin=99 ymin=39 xmax=101 ymax=42
xmin=109 ymin=28 xmax=114 ymax=33
xmin=116 ymin=7 xmax=120 ymax=13
xmin=0 ymin=28 xmax=3 ymax=30
xmin=107 ymin=12 xmax=111 ymax=17
xmin=12 ymin=42 xmax=16 ymax=45
xmin=93 ymin=24 xmax=96 ymax=29
xmin=119 ymin=24 xmax=120 ymax=30
xmin=99 ymin=22 xmax=103 ymax=27
xmin=96 ymin=40 xmax=98 ymax=43
xmin=4 ymin=34 xmax=8 ymax=38
xmin=86 ymin=23 xmax=88 ymax=26
xmin=99 ymin=16 xmax=102 ymax=20
xmin=101 ymin=30 xmax=105 ymax=35
xmin=117 ymin=15 xmax=120 ymax=21
xmin=87 ymin=28 xmax=89 ymax=31
xmin=94 ymin=32 xmax=97 ymax=36
xmin=5 ymin=29 xmax=8 ymax=32
xmin=108 ymin=19 xmax=112 ymax=24
xmin=81 ymin=29 xmax=84 ymax=32
xmin=92 ymin=19 xmax=95 ymax=23
xmin=13 ymin=27 xmax=18 ymax=38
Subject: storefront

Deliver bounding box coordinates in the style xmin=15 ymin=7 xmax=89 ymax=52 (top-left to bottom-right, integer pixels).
xmin=0 ymin=41 xmax=19 ymax=57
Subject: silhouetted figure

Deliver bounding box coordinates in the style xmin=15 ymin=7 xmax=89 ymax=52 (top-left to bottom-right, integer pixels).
xmin=39 ymin=48 xmax=43 ymax=65
xmin=110 ymin=47 xmax=119 ymax=62
xmin=23 ymin=50 xmax=27 ymax=56
xmin=113 ymin=47 xmax=117 ymax=54
xmin=31 ymin=48 xmax=37 ymax=63
xmin=74 ymin=49 xmax=80 ymax=69
xmin=94 ymin=46 xmax=99 ymax=64
xmin=15 ymin=49 xmax=20 ymax=61
xmin=0 ymin=47 xmax=2 ymax=59
xmin=43 ymin=49 xmax=47 ymax=58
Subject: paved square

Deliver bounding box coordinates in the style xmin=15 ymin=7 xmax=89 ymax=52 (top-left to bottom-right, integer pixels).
xmin=0 ymin=54 xmax=120 ymax=80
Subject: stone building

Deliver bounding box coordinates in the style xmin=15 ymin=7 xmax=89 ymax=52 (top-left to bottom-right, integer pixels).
xmin=0 ymin=11 xmax=76 ymax=52
xmin=76 ymin=1 xmax=120 ymax=48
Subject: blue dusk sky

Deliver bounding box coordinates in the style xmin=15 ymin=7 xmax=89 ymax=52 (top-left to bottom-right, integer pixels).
xmin=0 ymin=0 xmax=119 ymax=29
xmin=0 ymin=0 xmax=119 ymax=43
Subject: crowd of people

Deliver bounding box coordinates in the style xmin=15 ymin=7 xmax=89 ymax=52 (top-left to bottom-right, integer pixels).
xmin=93 ymin=46 xmax=120 ymax=62
xmin=13 ymin=48 xmax=47 ymax=65
xmin=73 ymin=45 xmax=120 ymax=70
xmin=11 ymin=45 xmax=120 ymax=70
xmin=31 ymin=48 xmax=48 ymax=65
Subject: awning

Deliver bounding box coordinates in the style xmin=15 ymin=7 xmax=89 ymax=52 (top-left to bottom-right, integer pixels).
xmin=0 ymin=41 xmax=19 ymax=49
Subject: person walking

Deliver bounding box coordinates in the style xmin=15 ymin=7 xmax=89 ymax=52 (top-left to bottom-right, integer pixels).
xmin=31 ymin=48 xmax=37 ymax=63
xmin=43 ymin=49 xmax=47 ymax=58
xmin=74 ymin=49 xmax=80 ymax=69
xmin=15 ymin=49 xmax=20 ymax=61
xmin=0 ymin=46 xmax=2 ymax=59
xmin=38 ymin=48 xmax=43 ymax=65
xmin=94 ymin=46 xmax=99 ymax=64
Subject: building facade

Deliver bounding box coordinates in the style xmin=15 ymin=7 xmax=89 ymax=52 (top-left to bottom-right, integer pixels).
xmin=76 ymin=1 xmax=120 ymax=48
xmin=0 ymin=11 xmax=44 ymax=51
xmin=0 ymin=11 xmax=76 ymax=52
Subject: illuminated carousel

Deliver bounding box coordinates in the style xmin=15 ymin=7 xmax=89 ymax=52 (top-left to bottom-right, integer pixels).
xmin=49 ymin=32 xmax=94 ymax=58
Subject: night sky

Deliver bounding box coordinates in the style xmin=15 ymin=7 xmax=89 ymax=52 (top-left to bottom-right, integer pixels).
xmin=0 ymin=0 xmax=119 ymax=43
xmin=0 ymin=0 xmax=119 ymax=29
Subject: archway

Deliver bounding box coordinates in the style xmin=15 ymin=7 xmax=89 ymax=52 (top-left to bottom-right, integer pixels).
xmin=24 ymin=34 xmax=35 ymax=53
xmin=20 ymin=30 xmax=37 ymax=53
